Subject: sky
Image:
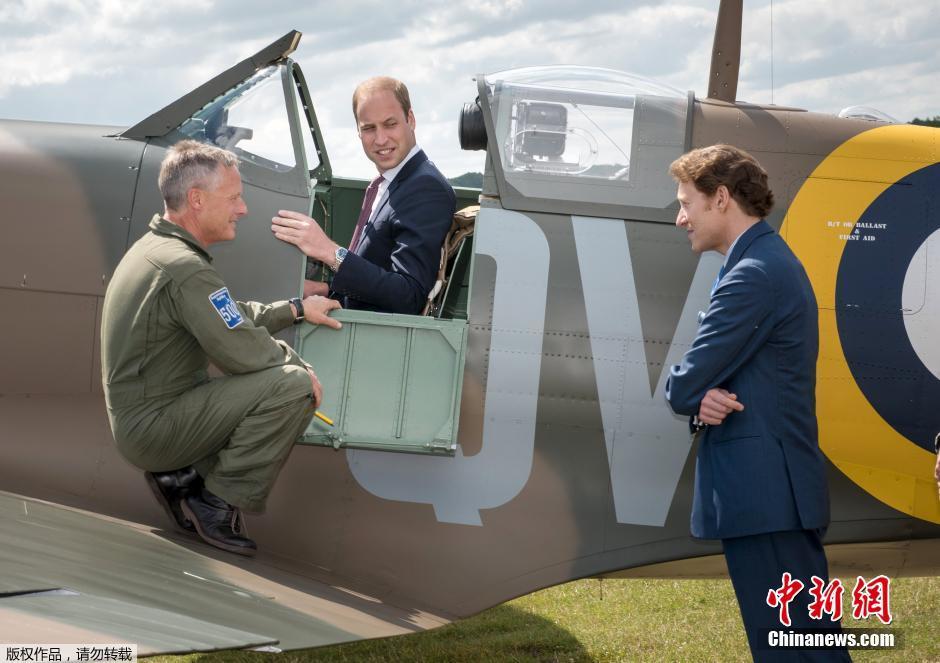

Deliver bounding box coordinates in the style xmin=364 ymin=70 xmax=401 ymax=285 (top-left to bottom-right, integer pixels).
xmin=0 ymin=0 xmax=937 ymax=179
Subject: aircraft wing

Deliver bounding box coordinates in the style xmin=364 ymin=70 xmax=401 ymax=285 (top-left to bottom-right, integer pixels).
xmin=0 ymin=491 xmax=448 ymax=655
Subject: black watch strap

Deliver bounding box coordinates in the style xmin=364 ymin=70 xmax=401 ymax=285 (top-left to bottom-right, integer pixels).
xmin=289 ymin=297 xmax=304 ymax=324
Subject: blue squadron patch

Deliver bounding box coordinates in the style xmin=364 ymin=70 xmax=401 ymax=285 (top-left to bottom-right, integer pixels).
xmin=209 ymin=287 xmax=244 ymax=329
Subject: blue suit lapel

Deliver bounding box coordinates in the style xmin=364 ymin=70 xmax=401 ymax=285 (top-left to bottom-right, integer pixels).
xmin=369 ymin=149 xmax=428 ymax=224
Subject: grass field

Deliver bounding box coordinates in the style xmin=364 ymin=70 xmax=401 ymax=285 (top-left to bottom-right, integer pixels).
xmin=156 ymin=575 xmax=940 ymax=662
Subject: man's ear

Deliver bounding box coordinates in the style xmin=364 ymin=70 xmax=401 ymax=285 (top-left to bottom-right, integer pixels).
xmin=715 ymin=184 xmax=731 ymax=212
xmin=407 ymin=108 xmax=416 ymax=131
xmin=186 ymin=187 xmax=203 ymax=211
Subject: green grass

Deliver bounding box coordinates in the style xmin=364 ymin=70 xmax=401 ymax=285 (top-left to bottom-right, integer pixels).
xmin=156 ymin=576 xmax=940 ymax=662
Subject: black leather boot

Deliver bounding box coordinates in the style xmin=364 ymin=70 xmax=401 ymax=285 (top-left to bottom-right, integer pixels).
xmin=144 ymin=466 xmax=201 ymax=532
xmin=180 ymin=488 xmax=257 ymax=557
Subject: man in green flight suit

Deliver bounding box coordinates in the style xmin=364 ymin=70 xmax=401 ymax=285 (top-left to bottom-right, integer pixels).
xmin=101 ymin=140 xmax=341 ymax=556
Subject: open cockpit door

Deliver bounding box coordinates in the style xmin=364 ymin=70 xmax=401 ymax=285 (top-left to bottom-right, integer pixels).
xmin=292 ymin=191 xmax=478 ymax=457
xmin=295 ymin=207 xmax=478 ymax=457
xmin=123 ymin=30 xmax=330 ymax=308
xmin=298 ymin=310 xmax=469 ymax=455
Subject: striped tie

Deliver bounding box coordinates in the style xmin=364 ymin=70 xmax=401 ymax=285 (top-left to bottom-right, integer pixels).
xmin=349 ymin=174 xmax=384 ymax=253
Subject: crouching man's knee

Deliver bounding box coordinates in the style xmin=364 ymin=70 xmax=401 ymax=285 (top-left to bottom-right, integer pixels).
xmin=260 ymin=364 xmax=314 ymax=404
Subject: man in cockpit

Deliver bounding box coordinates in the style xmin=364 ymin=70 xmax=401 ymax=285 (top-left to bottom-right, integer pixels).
xmin=271 ymin=76 xmax=455 ymax=315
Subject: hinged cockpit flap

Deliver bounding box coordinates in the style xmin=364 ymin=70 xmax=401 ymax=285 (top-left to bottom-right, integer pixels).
xmin=121 ymin=30 xmax=302 ymax=139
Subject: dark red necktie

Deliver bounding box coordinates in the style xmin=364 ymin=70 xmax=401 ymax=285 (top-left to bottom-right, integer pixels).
xmin=349 ymin=174 xmax=384 ymax=252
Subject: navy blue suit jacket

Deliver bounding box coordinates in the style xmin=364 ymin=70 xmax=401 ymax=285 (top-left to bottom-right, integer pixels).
xmin=665 ymin=221 xmax=830 ymax=540
xmin=330 ymin=150 xmax=456 ymax=314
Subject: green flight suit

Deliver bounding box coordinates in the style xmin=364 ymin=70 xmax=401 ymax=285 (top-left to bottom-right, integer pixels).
xmin=101 ymin=215 xmax=313 ymax=513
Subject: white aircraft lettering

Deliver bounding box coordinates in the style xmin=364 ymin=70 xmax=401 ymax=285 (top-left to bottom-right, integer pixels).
xmin=346 ymin=208 xmax=550 ymax=525
xmin=348 ymin=211 xmax=719 ymax=526
xmin=573 ymin=216 xmax=720 ymax=525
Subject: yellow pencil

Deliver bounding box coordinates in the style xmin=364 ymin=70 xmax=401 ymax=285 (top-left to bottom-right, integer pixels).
xmin=314 ymin=410 xmax=334 ymax=426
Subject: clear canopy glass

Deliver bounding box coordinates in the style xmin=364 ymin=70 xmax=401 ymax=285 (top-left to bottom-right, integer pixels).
xmin=482 ymin=66 xmax=689 ymax=211
xmin=485 ymin=66 xmax=686 ymax=100
xmin=179 ymin=65 xmax=297 ymax=172
xmin=837 ymin=105 xmax=898 ymax=124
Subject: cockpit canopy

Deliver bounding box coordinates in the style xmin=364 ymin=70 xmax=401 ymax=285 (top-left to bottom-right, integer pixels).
xmin=477 ymin=66 xmax=691 ymax=220
xmin=837 ymin=105 xmax=898 ymax=124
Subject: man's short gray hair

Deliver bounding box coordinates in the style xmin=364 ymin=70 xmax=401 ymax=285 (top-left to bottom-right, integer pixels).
xmin=158 ymin=140 xmax=239 ymax=211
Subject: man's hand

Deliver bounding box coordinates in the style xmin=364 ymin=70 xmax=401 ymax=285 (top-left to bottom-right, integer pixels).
xmin=307 ymin=367 xmax=323 ymax=408
xmin=304 ymin=279 xmax=329 ymax=297
xmin=304 ymin=295 xmax=342 ymax=329
xmin=272 ymin=210 xmax=339 ymax=264
xmin=698 ymin=388 xmax=744 ymax=425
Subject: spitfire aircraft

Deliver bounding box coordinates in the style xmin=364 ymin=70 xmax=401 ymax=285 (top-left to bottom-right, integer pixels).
xmin=1 ymin=0 xmax=938 ymax=654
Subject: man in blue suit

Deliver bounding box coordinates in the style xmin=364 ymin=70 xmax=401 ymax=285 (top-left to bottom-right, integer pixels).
xmin=271 ymin=76 xmax=455 ymax=314
xmin=665 ymin=145 xmax=849 ymax=661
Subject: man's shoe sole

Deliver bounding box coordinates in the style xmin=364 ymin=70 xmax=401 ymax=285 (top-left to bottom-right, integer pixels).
xmin=144 ymin=472 xmax=196 ymax=533
xmin=180 ymin=500 xmax=257 ymax=557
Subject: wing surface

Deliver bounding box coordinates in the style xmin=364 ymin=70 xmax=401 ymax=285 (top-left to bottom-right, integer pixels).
xmin=0 ymin=490 xmax=445 ymax=654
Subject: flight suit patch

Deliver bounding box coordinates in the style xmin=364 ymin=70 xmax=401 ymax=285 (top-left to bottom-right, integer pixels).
xmin=209 ymin=287 xmax=243 ymax=329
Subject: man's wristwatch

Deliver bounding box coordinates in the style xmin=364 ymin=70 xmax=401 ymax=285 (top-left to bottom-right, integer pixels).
xmin=289 ymin=297 xmax=304 ymax=325
xmin=332 ymin=246 xmax=348 ymax=272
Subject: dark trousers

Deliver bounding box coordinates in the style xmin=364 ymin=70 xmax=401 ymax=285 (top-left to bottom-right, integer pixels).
xmin=723 ymin=529 xmax=852 ymax=662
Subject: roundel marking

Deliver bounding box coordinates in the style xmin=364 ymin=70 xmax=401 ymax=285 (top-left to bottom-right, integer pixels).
xmin=782 ymin=123 xmax=940 ymax=523
xmin=903 ymin=228 xmax=940 ymax=381
xmin=835 ymin=162 xmax=940 ymax=450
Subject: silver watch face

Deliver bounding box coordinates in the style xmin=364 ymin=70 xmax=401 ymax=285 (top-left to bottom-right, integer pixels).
xmin=335 ymin=247 xmax=348 ymax=262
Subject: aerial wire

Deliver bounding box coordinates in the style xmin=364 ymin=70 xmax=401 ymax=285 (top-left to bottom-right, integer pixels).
xmin=770 ymin=0 xmax=775 ymax=105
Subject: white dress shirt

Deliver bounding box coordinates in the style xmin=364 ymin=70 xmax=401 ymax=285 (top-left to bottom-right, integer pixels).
xmin=368 ymin=144 xmax=422 ymax=221
xmin=721 ymin=227 xmax=748 ymax=272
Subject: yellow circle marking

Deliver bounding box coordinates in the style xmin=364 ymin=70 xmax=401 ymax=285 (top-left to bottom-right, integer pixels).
xmin=782 ymin=123 xmax=939 ymax=523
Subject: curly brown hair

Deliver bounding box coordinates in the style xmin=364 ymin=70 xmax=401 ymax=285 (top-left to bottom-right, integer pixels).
xmin=669 ymin=144 xmax=774 ymax=218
